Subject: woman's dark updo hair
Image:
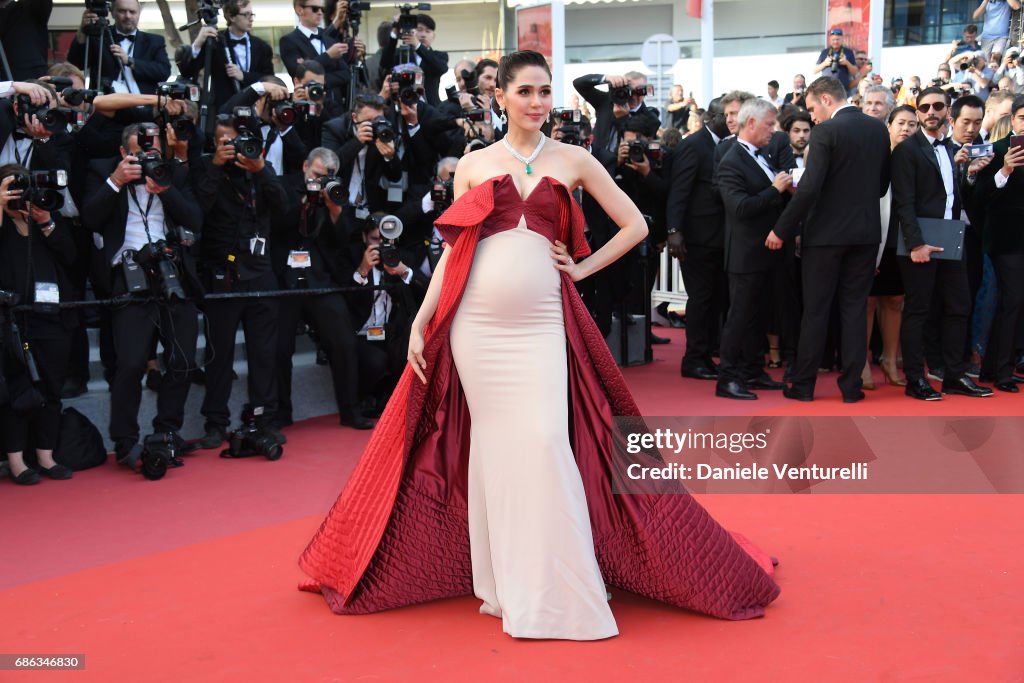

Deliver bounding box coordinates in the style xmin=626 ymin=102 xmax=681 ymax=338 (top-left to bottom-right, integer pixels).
xmin=496 ymin=50 xmax=552 ymax=91
xmin=887 ymin=104 xmax=917 ymax=125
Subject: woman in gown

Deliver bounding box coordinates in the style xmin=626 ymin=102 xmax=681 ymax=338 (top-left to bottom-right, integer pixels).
xmin=299 ymin=51 xmax=780 ymax=640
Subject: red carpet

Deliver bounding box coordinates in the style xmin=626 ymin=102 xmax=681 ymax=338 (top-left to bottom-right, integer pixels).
xmin=2 ymin=327 xmax=1022 ymax=681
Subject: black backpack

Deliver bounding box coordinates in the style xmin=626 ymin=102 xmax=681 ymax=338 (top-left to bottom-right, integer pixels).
xmin=54 ymin=407 xmax=108 ymax=471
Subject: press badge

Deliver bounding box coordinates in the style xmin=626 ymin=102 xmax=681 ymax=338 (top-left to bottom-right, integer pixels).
xmin=287 ymin=250 xmax=311 ymax=268
xmin=35 ymin=282 xmax=60 ymax=304
xmin=367 ymin=326 xmax=386 ymax=341
xmin=250 ymin=236 xmax=266 ymax=256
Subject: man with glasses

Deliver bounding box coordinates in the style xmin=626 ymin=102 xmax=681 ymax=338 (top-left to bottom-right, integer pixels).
xmin=890 ymin=86 xmax=993 ymax=400
xmin=178 ymin=0 xmax=275 ymax=111
xmin=280 ymin=0 xmax=352 ymax=109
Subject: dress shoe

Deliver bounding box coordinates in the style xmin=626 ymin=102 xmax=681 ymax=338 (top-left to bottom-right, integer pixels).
xmin=905 ymin=378 xmax=941 ymax=401
xmin=842 ymin=390 xmax=866 ymax=404
xmin=747 ymin=373 xmax=785 ymax=390
xmin=40 ymin=463 xmax=73 ymax=480
xmin=650 ymin=333 xmax=670 ymax=345
xmin=715 ymin=381 xmax=757 ymax=400
xmin=942 ymin=376 xmax=993 ymax=398
xmin=995 ymin=381 xmax=1019 ymax=393
xmin=12 ymin=468 xmax=42 ymax=485
xmin=198 ymin=425 xmax=228 ymax=450
xmin=926 ymin=368 xmax=945 ymax=382
xmin=783 ymin=387 xmax=814 ymax=402
xmin=340 ymin=410 xmax=376 ymax=430
xmin=681 ymin=365 xmax=719 ymax=380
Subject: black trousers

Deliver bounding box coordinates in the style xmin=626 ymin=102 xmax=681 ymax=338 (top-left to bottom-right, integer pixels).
xmin=718 ymin=270 xmax=771 ymax=385
xmin=769 ymin=249 xmax=801 ymax=362
xmin=898 ymin=255 xmax=970 ymax=383
xmin=1 ymin=334 xmax=69 ymax=454
xmin=790 ymin=245 xmax=876 ymax=396
xmin=987 ymin=253 xmax=1024 ymax=383
xmin=110 ymin=298 xmax=198 ymax=443
xmin=680 ymin=244 xmax=727 ymax=371
xmin=276 ymin=292 xmax=359 ymax=420
xmin=200 ymin=274 xmax=279 ymax=429
xmin=924 ymin=225 xmax=984 ymax=371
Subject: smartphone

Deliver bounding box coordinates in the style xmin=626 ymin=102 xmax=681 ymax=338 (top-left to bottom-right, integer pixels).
xmin=967 ymin=143 xmax=994 ymax=158
xmin=1011 ymin=135 xmax=1024 ymax=151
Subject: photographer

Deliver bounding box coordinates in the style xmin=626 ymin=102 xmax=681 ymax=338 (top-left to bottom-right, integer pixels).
xmin=403 ymin=155 xmax=456 ymax=274
xmin=279 ymin=0 xmax=355 ymax=111
xmin=292 ymin=61 xmax=342 ymax=133
xmin=81 ymin=122 xmax=201 ymax=463
xmin=68 ymin=0 xmax=171 ymax=94
xmin=945 ymin=24 xmax=983 ymax=62
xmin=195 ymin=113 xmax=289 ymax=449
xmin=572 ymin=71 xmax=659 ymax=163
xmin=322 ymin=92 xmax=403 ymax=228
xmin=0 ymin=163 xmax=76 ymax=485
xmin=994 ymin=48 xmax=1024 ymax=93
xmin=0 ymin=0 xmax=52 ymax=81
xmin=783 ymin=74 xmax=807 ymax=106
xmin=177 ymin=0 xmax=275 ymax=113
xmin=273 ymin=147 xmax=372 ymax=430
xmin=0 ymin=80 xmax=75 ymax=172
xmin=814 ymin=28 xmax=857 ymax=93
xmin=951 ymin=54 xmax=993 ymax=99
xmin=347 ymin=212 xmax=428 ymax=413
xmin=380 ymin=11 xmax=448 ymax=107
xmin=220 ymin=77 xmax=308 ymax=178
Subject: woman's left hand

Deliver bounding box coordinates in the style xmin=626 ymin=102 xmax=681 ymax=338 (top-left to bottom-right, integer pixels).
xmin=551 ymin=240 xmax=583 ymax=281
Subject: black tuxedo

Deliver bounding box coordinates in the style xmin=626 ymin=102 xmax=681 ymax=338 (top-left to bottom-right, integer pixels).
xmin=664 ymin=125 xmax=728 ymax=373
xmin=279 ymin=28 xmax=351 ymax=100
xmin=713 ymin=132 xmax=796 ymax=192
xmin=716 ymin=141 xmax=790 ymax=386
xmin=379 ymin=37 xmax=449 ymax=107
xmin=772 ymin=105 xmax=890 ymax=398
xmin=177 ymin=31 xmax=275 ymax=112
xmin=0 ymin=0 xmax=51 ymax=80
xmin=572 ymin=74 xmax=660 ymax=155
xmin=67 ymin=28 xmax=171 ymax=94
xmin=891 ymin=129 xmax=971 ymax=384
xmin=321 ymin=116 xmax=404 ymax=213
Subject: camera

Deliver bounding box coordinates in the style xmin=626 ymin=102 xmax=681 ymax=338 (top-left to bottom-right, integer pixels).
xmin=371 ymin=115 xmax=396 ymax=143
xmin=430 ymin=177 xmax=453 ymax=209
xmin=132 ymin=123 xmax=174 ymax=187
xmin=196 ymin=0 xmax=222 ymax=26
xmin=223 ymin=406 xmax=283 ymax=461
xmin=82 ymin=0 xmax=111 ymax=36
xmin=392 ymin=65 xmax=424 ymax=106
xmin=304 ymin=80 xmax=325 ymax=101
xmin=8 ymin=170 xmax=68 ymax=212
xmin=465 ymin=108 xmax=491 ymax=123
xmin=306 ymin=175 xmax=346 ymax=205
xmin=273 ymin=99 xmax=313 ymax=126
xmin=15 ymin=95 xmax=79 ymax=135
xmin=229 ymin=106 xmax=262 ymax=158
xmin=626 ymin=140 xmax=663 ymax=169
xmin=610 ymin=84 xmax=653 ymax=106
xmin=133 ymin=240 xmax=186 ymax=300
xmin=229 ymin=133 xmax=261 ymax=159
xmin=394 ymin=3 xmax=430 ymax=36
xmin=231 ymin=105 xmax=260 ymax=134
xmin=60 ymin=87 xmax=104 ymax=107
xmin=377 ymin=214 xmax=403 ymax=268
xmin=158 ymin=81 xmax=201 ymax=102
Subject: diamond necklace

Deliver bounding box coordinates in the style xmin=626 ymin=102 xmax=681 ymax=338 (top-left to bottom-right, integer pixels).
xmin=502 ymin=134 xmax=545 ymax=175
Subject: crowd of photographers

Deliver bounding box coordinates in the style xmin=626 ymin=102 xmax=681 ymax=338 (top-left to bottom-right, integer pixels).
xmin=2 ymin=0 xmax=1023 ymax=485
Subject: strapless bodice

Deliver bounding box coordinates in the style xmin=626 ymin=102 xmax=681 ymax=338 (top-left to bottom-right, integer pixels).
xmin=479 ymin=175 xmax=559 ymax=242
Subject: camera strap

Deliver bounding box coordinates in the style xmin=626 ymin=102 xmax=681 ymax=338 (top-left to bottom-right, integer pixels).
xmin=127 ymin=184 xmax=157 ymax=244
xmin=11 ymin=138 xmax=34 ymax=168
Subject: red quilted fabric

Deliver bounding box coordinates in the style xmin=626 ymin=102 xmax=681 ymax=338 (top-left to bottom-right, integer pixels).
xmin=298 ymin=176 xmax=780 ymax=621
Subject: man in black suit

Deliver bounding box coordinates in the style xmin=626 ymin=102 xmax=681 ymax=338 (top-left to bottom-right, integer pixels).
xmin=889 ymin=87 xmax=994 ymax=400
xmin=573 ymin=71 xmax=659 ymax=165
xmin=665 ymin=97 xmax=730 ymax=380
xmin=0 ymin=81 xmax=75 ymax=172
xmin=0 ymin=0 xmax=52 ymax=80
xmin=379 ymin=13 xmax=448 ymax=107
xmin=279 ymin=0 xmax=352 ymax=109
xmin=177 ymin=0 xmax=275 ymax=113
xmin=219 ymin=76 xmax=307 ymax=180
xmin=715 ymin=99 xmax=792 ymax=399
xmin=975 ymin=96 xmax=1024 ymax=392
xmin=68 ymin=0 xmax=171 ymax=94
xmin=81 ymin=122 xmax=201 ymax=462
xmin=766 ymin=76 xmax=891 ymax=403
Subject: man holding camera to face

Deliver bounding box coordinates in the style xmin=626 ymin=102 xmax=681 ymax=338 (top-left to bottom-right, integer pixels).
xmin=573 ymin=71 xmax=659 ymax=163
xmin=0 ymin=80 xmax=75 ymax=174
xmin=194 ymin=113 xmax=289 ymax=449
xmin=82 ymin=122 xmax=201 ymax=465
xmin=379 ymin=10 xmax=447 ymax=107
xmin=273 ymin=147 xmax=372 ymax=430
xmin=219 ymin=76 xmax=308 ymax=178
xmin=177 ymin=0 xmax=275 ymax=113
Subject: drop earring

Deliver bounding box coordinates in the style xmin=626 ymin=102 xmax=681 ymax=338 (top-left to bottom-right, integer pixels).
xmin=500 ymin=109 xmax=508 ymax=125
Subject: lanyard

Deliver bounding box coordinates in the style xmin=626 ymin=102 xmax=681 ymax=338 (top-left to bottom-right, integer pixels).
xmin=12 ymin=138 xmax=32 ymax=167
xmin=127 ymin=184 xmax=157 ymax=242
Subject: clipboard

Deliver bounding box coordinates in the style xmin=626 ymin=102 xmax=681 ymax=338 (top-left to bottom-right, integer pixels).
xmin=897 ymin=217 xmax=966 ymax=261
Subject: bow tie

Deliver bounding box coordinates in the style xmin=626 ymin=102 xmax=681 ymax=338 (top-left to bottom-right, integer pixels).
xmin=227 ymin=36 xmax=248 ymax=48
xmin=116 ymin=32 xmax=135 ymax=43
xmin=793 ymin=152 xmax=804 ymax=158
xmin=308 ymin=31 xmax=323 ymax=42
xmin=932 ymin=137 xmax=946 ymax=148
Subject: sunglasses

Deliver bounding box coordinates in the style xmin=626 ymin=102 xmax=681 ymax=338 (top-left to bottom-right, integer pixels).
xmin=917 ymin=101 xmax=947 ymax=114
xmin=302 ymin=4 xmax=324 ymax=12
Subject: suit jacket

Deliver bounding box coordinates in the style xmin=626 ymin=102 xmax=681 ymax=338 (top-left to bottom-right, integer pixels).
xmin=379 ymin=37 xmax=449 ymax=107
xmin=716 ymin=142 xmax=789 ymax=273
xmin=891 ymin=130 xmax=965 ymax=252
xmin=67 ymin=29 xmax=170 ymax=94
xmin=177 ymin=31 xmax=275 ymax=112
xmin=572 ymin=74 xmax=660 ymax=157
xmin=0 ymin=0 xmax=51 ymax=80
xmin=773 ymin=106 xmax=890 ymax=247
xmin=272 ymin=175 xmax=354 ymax=287
xmin=218 ymin=86 xmax=309 ymax=176
xmin=81 ymin=157 xmax=202 ymax=293
xmin=0 ymin=100 xmax=75 ymax=172
xmin=279 ymin=28 xmax=351 ymax=97
xmin=974 ymin=136 xmax=1024 ymax=254
xmin=713 ymin=131 xmax=796 ymax=176
xmin=665 ymin=126 xmax=724 ymax=248
xmin=344 ymin=242 xmax=429 ymax=335
xmin=321 ymin=116 xmax=404 ymax=211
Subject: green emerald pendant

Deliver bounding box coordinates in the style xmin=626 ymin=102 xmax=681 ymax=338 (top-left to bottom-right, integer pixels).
xmin=525 ymin=163 xmax=533 ymax=175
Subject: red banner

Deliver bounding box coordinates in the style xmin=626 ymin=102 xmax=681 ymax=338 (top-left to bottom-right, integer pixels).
xmin=516 ymin=5 xmax=553 ymax=61
xmin=687 ymin=0 xmax=702 ymax=19
xmin=828 ymin=0 xmax=870 ymax=53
